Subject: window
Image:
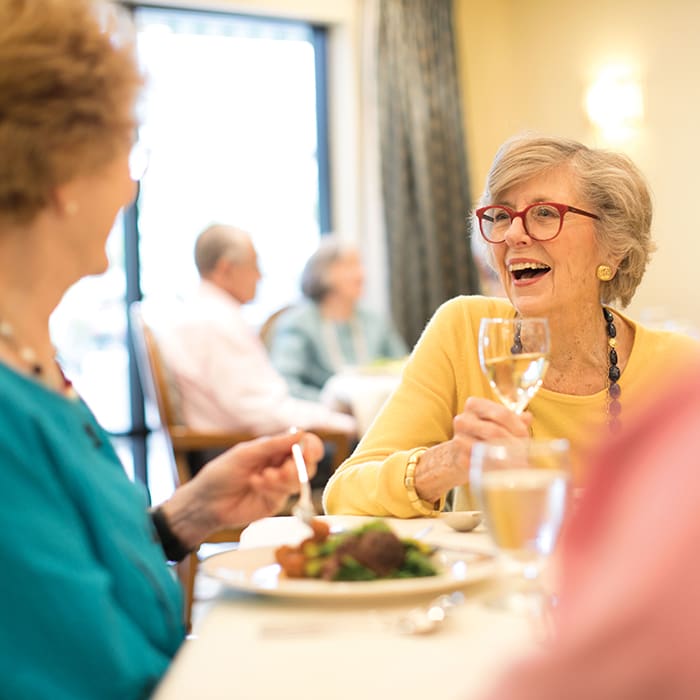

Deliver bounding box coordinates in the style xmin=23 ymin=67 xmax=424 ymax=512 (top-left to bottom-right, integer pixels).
xmin=50 ymin=216 xmax=135 ymax=477
xmin=135 ymin=6 xmax=329 ymax=326
xmin=50 ymin=6 xmax=330 ymax=498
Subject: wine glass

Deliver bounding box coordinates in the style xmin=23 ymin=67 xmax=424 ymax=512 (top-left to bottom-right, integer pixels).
xmin=470 ymin=437 xmax=571 ymax=616
xmin=478 ymin=318 xmax=550 ymax=414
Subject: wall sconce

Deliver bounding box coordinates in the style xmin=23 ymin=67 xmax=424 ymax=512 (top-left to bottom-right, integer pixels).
xmin=585 ymin=66 xmax=643 ymax=142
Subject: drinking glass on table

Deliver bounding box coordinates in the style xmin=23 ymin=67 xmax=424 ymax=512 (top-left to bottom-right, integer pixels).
xmin=470 ymin=437 xmax=571 ymax=617
xmin=478 ymin=318 xmax=550 ymax=414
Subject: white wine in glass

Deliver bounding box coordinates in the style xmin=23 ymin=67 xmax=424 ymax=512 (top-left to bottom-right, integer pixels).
xmin=470 ymin=438 xmax=571 ymax=615
xmin=478 ymin=318 xmax=550 ymax=414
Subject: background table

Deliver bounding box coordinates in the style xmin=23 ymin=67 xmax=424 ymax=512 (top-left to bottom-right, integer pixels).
xmin=154 ymin=516 xmax=536 ymax=700
xmin=320 ymin=368 xmax=402 ymax=435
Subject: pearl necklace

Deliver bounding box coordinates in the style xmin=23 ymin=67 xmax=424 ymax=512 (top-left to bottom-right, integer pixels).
xmin=0 ymin=319 xmax=74 ymax=395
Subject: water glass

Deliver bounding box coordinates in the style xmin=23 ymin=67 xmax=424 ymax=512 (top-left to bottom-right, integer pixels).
xmin=470 ymin=437 xmax=571 ymax=616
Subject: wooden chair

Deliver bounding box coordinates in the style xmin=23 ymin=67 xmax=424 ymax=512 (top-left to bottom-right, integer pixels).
xmin=259 ymin=304 xmax=291 ymax=350
xmin=129 ymin=302 xmax=250 ymax=630
xmin=259 ymin=303 xmax=354 ymax=483
xmin=128 ymin=301 xmax=352 ymax=629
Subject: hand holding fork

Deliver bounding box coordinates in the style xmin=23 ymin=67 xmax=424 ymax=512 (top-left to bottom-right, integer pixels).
xmin=290 ymin=429 xmax=316 ymax=526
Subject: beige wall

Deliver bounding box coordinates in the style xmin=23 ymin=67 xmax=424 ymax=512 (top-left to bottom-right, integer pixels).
xmin=455 ymin=0 xmax=700 ymax=329
xmin=131 ymin=0 xmax=700 ymax=328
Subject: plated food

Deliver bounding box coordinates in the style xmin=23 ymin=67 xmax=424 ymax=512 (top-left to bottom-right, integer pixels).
xmin=202 ymin=520 xmax=497 ymax=600
xmin=275 ymin=519 xmax=437 ymax=581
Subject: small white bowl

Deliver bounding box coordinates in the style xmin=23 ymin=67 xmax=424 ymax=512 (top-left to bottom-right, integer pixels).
xmin=440 ymin=510 xmax=482 ymax=532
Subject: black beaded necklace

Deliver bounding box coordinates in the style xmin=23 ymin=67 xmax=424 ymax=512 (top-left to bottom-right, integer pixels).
xmin=513 ymin=307 xmax=621 ymax=432
xmin=603 ymin=307 xmax=621 ymax=432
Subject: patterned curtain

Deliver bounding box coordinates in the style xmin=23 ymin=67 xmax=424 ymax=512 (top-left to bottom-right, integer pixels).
xmin=373 ymin=0 xmax=480 ymax=346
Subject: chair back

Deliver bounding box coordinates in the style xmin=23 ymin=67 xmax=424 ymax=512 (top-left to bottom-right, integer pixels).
xmin=129 ymin=301 xmax=187 ymax=487
xmin=129 ymin=301 xmax=246 ymax=630
xmin=131 ymin=302 xmax=180 ymax=419
xmin=259 ymin=305 xmax=291 ymax=350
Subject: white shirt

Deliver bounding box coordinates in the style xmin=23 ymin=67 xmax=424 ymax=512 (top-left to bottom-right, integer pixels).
xmin=158 ymin=281 xmax=356 ymax=435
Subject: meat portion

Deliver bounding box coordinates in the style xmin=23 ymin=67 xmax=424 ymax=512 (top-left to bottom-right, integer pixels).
xmin=337 ymin=530 xmax=405 ymax=577
xmin=275 ymin=519 xmax=413 ymax=581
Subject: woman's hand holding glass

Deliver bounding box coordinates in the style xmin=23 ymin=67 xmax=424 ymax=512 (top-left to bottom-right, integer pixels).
xmin=406 ymin=318 xmax=548 ymax=509
xmin=409 ymin=398 xmax=533 ymax=507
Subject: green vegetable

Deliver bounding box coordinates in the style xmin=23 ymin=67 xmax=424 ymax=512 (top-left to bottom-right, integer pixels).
xmin=398 ymin=548 xmax=438 ymax=577
xmin=336 ymin=555 xmax=379 ymax=581
xmin=302 ymin=542 xmax=320 ymax=558
xmin=304 ymin=558 xmax=323 ymax=578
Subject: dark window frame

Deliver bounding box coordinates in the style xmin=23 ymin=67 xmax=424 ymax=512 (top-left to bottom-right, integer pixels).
xmin=116 ymin=3 xmax=331 ymax=490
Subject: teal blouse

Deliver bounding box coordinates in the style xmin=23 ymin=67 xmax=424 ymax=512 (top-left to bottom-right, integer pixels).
xmin=269 ymin=302 xmax=408 ymax=401
xmin=0 ymin=364 xmax=184 ymax=699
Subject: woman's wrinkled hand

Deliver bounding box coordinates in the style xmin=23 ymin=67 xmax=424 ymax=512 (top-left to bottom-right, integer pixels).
xmin=202 ymin=430 xmax=324 ymax=527
xmin=413 ymin=397 xmax=531 ymax=504
xmin=163 ymin=431 xmax=325 ymax=549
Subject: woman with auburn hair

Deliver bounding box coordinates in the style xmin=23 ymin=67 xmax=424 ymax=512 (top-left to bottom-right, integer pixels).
xmin=324 ymin=133 xmax=699 ymax=517
xmin=0 ymin=1 xmax=321 ymax=697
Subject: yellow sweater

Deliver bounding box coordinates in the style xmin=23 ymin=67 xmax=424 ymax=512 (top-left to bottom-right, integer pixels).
xmin=323 ymin=295 xmax=699 ymax=517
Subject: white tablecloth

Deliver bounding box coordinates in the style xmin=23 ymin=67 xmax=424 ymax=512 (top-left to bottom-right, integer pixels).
xmin=320 ymin=370 xmax=401 ymax=435
xmin=154 ymin=516 xmax=536 ymax=700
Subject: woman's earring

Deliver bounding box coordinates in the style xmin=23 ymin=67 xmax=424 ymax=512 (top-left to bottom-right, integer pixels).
xmin=596 ymin=264 xmax=614 ymax=281
xmin=65 ymin=201 xmax=79 ymax=216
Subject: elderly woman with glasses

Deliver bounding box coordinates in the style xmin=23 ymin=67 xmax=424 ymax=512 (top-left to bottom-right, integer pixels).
xmin=323 ymin=133 xmax=699 ymax=517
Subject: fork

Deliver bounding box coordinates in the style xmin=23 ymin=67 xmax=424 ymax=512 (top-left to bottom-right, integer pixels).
xmin=291 ymin=440 xmax=316 ymax=526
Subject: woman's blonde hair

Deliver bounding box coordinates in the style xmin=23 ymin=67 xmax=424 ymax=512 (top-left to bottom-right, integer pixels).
xmin=472 ymin=134 xmax=655 ymax=307
xmin=0 ymin=0 xmax=143 ymax=224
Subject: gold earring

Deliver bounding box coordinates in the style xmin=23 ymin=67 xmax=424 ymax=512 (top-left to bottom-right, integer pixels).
xmin=65 ymin=201 xmax=79 ymax=216
xmin=596 ymin=264 xmax=614 ymax=281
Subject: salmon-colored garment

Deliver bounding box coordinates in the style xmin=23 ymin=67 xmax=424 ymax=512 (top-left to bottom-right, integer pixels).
xmin=482 ymin=359 xmax=700 ymax=700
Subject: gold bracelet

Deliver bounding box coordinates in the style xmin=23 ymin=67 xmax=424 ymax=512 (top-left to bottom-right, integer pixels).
xmin=404 ymin=448 xmax=441 ymax=517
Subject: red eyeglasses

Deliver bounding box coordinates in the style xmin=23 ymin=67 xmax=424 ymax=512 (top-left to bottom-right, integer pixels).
xmin=475 ymin=202 xmax=600 ymax=243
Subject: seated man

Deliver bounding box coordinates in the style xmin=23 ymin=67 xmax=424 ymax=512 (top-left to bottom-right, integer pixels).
xmin=159 ymin=224 xmax=356 ymax=446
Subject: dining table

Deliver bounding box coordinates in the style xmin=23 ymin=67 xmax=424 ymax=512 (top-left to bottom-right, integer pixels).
xmin=153 ymin=515 xmax=539 ymax=700
xmin=319 ymin=362 xmax=404 ymax=435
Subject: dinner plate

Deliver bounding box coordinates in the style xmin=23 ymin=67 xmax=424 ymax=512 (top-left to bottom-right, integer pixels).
xmin=201 ymin=545 xmax=496 ymax=600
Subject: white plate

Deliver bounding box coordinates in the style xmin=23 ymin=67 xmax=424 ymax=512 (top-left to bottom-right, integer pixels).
xmin=202 ymin=545 xmax=496 ymax=600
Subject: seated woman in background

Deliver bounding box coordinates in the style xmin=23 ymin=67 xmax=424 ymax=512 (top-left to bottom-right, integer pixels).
xmin=323 ymin=133 xmax=699 ymax=517
xmin=269 ymin=236 xmax=408 ymax=401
